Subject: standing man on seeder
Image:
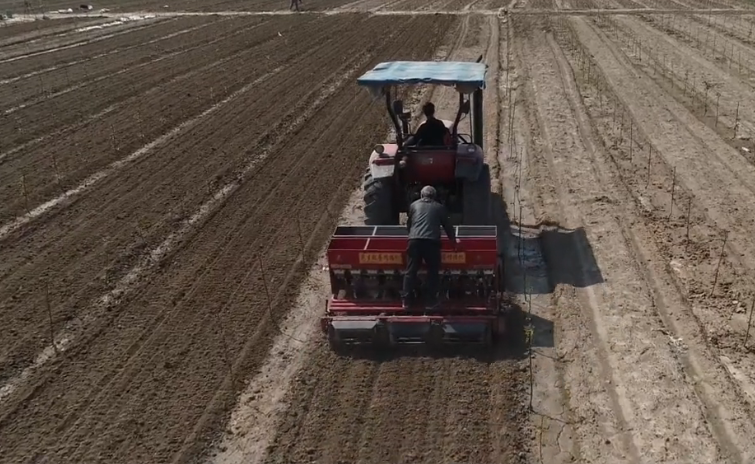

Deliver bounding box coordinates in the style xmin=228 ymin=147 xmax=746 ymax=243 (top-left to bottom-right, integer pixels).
xmin=401 ymin=185 xmax=460 ymax=311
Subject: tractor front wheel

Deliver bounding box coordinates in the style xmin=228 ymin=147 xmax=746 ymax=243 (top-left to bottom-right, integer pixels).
xmin=363 ymin=170 xmax=399 ymax=225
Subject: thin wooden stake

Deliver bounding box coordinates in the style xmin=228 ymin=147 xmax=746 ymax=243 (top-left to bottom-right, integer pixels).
xmin=630 ymin=124 xmax=633 ymax=162
xmin=103 ymin=237 xmax=111 ymax=286
xmin=710 ymin=231 xmax=729 ymax=297
xmin=745 ymin=298 xmax=755 ymax=347
xmin=518 ymin=204 xmax=524 ymax=266
xmin=685 ymin=197 xmax=692 ymax=252
xmin=715 ymin=93 xmax=720 ymax=127
xmin=51 ymin=153 xmax=62 ymax=193
xmin=45 ymin=282 xmax=58 ymax=354
xmin=619 ymin=110 xmax=624 ymax=141
xmin=258 ymin=256 xmax=274 ymax=311
xmin=668 ymin=167 xmax=676 ymax=221
xmin=217 ymin=318 xmax=235 ymax=385
xmin=20 ymin=172 xmax=29 ymax=213
xmin=296 ymin=216 xmax=305 ymax=252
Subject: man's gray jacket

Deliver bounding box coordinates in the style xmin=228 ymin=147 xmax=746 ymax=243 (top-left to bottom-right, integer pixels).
xmin=406 ymin=198 xmax=457 ymax=242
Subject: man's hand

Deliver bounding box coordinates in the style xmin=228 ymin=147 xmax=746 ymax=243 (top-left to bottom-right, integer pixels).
xmin=453 ymin=237 xmax=461 ymax=250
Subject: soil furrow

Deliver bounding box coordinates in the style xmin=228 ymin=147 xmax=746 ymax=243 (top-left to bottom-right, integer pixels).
xmin=350 ymin=360 xmax=424 ymax=463
xmin=0 ymin=17 xmax=103 ymax=41
xmin=0 ymin=14 xmax=456 ymax=463
xmin=0 ymin=16 xmax=329 ymax=225
xmin=0 ymin=17 xmax=171 ymax=61
xmin=40 ymin=25 xmax=388 ymax=455
xmin=0 ymin=16 xmax=271 ymax=156
xmin=0 ymin=14 xmax=353 ymax=386
xmin=264 ymin=355 xmax=382 ymax=464
xmin=611 ymin=15 xmax=755 ymax=143
xmin=0 ymin=16 xmax=208 ymax=78
xmin=0 ymin=16 xmax=222 ymax=107
xmin=507 ymin=17 xmax=625 ymax=462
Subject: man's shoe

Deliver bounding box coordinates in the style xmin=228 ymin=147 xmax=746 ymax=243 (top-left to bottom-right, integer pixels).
xmin=401 ymin=298 xmax=410 ymax=310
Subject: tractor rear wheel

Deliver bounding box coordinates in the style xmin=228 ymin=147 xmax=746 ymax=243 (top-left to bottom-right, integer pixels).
xmin=363 ymin=170 xmax=398 ymax=225
xmin=462 ymin=163 xmax=492 ymax=225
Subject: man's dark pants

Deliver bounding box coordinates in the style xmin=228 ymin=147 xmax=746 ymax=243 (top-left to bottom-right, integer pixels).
xmin=401 ymin=238 xmax=442 ymax=306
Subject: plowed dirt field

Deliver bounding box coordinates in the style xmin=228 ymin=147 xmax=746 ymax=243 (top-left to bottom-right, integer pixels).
xmin=3 ymin=1 xmax=755 ymax=464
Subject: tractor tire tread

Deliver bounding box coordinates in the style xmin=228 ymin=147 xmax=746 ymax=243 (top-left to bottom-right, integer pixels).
xmin=363 ymin=171 xmax=398 ymax=225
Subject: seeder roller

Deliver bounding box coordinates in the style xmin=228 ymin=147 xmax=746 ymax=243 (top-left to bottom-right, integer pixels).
xmin=321 ymin=225 xmax=508 ymax=349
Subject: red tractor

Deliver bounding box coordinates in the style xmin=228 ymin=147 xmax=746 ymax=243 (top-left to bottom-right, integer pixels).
xmin=357 ymin=59 xmax=492 ymax=226
xmin=318 ymin=61 xmax=510 ymax=350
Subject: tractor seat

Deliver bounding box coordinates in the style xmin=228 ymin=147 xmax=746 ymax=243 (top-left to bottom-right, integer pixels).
xmin=407 ymin=144 xmax=456 ymax=151
xmin=406 ymin=133 xmax=455 ymax=149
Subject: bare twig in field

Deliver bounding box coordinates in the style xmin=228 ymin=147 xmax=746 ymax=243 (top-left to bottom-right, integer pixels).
xmin=745 ymin=298 xmax=754 ymax=347
xmin=667 ymin=167 xmax=676 ymax=221
xmin=46 ymin=281 xmax=58 ymax=354
xmin=710 ymin=231 xmax=729 ymax=297
xmin=685 ymin=197 xmax=692 ymax=253
xmin=20 ymin=172 xmax=30 ymax=213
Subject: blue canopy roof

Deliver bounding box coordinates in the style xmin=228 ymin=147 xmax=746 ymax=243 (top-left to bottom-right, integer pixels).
xmin=357 ymin=61 xmax=487 ymax=90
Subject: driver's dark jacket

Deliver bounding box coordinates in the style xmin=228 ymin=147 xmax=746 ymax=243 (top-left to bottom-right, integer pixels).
xmin=414 ymin=117 xmax=450 ymax=146
xmin=406 ymin=198 xmax=456 ymax=243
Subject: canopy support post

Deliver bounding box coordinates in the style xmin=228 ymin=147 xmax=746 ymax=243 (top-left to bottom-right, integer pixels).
xmin=472 ymin=88 xmax=483 ymax=150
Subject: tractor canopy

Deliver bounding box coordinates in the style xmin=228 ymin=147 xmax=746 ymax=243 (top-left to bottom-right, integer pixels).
xmin=357 ymin=61 xmax=487 ymax=95
xmin=357 ymin=60 xmax=488 ymax=149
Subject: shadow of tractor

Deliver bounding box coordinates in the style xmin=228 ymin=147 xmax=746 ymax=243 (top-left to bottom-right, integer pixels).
xmin=491 ymin=193 xmax=604 ymax=352
xmin=492 ymin=193 xmax=604 ymax=295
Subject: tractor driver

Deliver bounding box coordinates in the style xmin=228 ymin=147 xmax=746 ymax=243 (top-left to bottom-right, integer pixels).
xmin=401 ymin=186 xmax=460 ymax=311
xmin=409 ymin=102 xmax=452 ymax=146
